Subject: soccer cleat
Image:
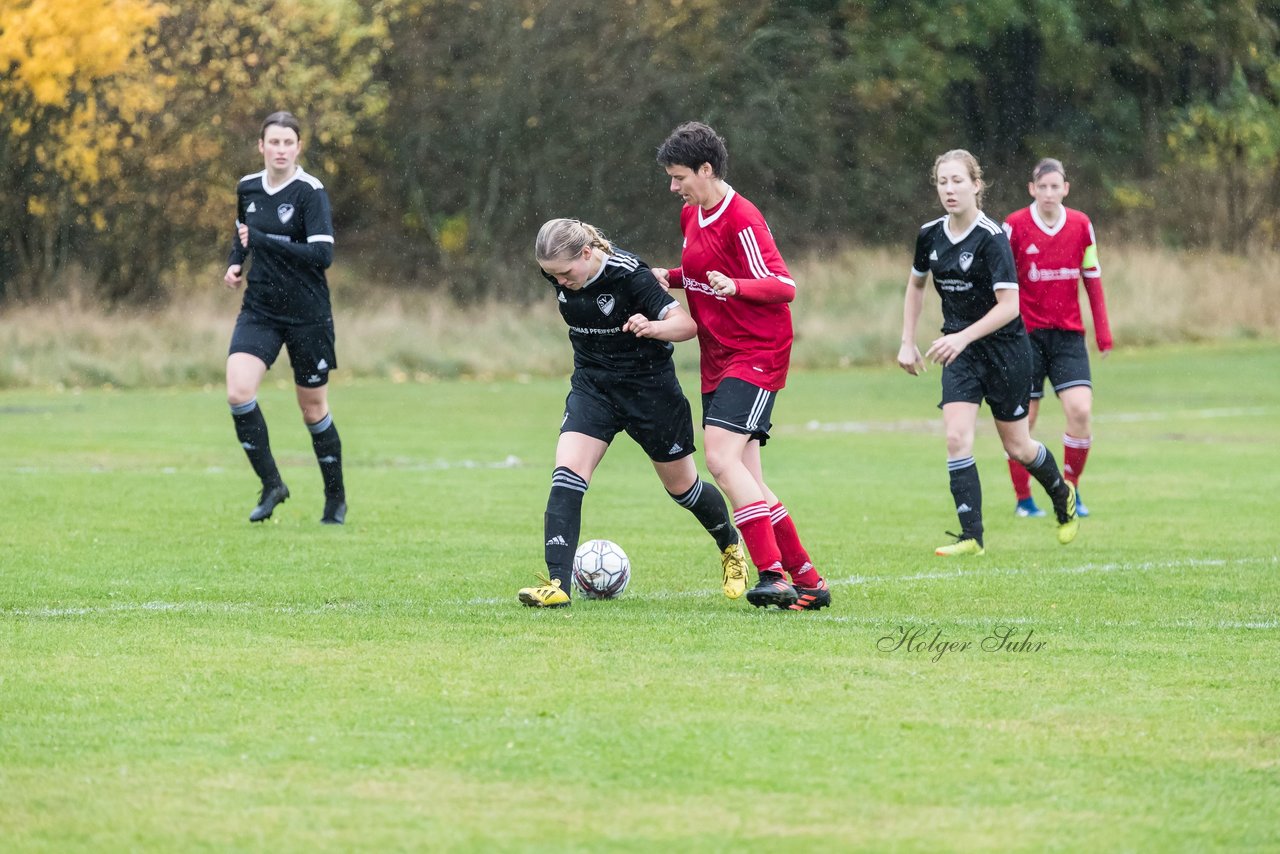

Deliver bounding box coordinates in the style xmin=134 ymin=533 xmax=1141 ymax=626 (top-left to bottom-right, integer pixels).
xmin=518 ymin=576 xmax=571 ymax=608
xmin=249 ymin=482 xmax=289 ymax=522
xmin=746 ymin=573 xmax=799 ymax=609
xmin=789 ymin=578 xmax=831 ymax=611
xmin=1074 ymin=488 xmax=1090 ymax=518
xmin=720 ymin=541 xmax=749 ymax=599
xmin=1056 ymin=482 xmax=1080 ymax=545
xmin=320 ymin=495 xmax=347 ymax=525
xmin=1014 ymin=497 xmax=1046 ymax=518
xmin=935 ymin=532 xmax=985 ymax=557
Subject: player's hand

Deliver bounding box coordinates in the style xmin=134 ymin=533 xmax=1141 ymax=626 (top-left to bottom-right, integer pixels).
xmin=651 ymin=267 xmax=670 ymax=289
xmin=624 ymin=313 xmax=657 ymax=338
xmin=897 ymin=342 xmax=926 ymax=375
xmin=707 ymin=271 xmax=737 ymax=297
xmin=238 ymin=222 xmax=250 ymax=248
xmin=224 ymin=264 xmax=244 ymax=289
xmin=925 ymin=333 xmax=967 ymax=367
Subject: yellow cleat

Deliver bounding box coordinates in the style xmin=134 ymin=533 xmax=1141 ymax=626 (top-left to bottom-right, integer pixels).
xmin=518 ymin=576 xmax=570 ymax=608
xmin=720 ymin=541 xmax=749 ymax=599
xmin=1057 ymin=482 xmax=1080 ymax=545
xmin=935 ymin=535 xmax=985 ymax=557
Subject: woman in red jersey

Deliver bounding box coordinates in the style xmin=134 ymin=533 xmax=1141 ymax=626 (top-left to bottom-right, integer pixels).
xmin=652 ymin=121 xmax=829 ymax=611
xmin=1002 ymin=158 xmax=1112 ymax=519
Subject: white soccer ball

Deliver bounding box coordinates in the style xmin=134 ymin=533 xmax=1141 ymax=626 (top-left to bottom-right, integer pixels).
xmin=571 ymin=539 xmax=631 ymax=600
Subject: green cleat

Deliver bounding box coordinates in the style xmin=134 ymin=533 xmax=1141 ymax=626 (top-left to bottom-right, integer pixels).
xmin=1056 ymin=482 xmax=1080 ymax=545
xmin=518 ymin=576 xmax=571 ymax=608
xmin=720 ymin=541 xmax=748 ymax=599
xmin=935 ymin=533 xmax=985 ymax=557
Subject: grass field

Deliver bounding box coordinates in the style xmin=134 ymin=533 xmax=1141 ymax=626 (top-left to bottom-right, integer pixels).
xmin=2 ymin=341 xmax=1278 ymax=851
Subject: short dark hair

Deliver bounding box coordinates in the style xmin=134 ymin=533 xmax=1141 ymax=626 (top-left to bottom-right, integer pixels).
xmin=1033 ymin=157 xmax=1066 ymax=182
xmin=260 ymin=111 xmax=302 ymax=140
xmin=656 ymin=121 xmax=728 ymax=179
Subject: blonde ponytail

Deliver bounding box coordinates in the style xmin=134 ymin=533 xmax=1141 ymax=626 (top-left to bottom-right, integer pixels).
xmin=535 ymin=218 xmax=615 ymax=262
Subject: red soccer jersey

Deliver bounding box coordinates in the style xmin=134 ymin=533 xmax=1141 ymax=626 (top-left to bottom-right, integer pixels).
xmin=1002 ymin=205 xmax=1113 ymax=351
xmin=666 ymin=187 xmax=796 ymax=392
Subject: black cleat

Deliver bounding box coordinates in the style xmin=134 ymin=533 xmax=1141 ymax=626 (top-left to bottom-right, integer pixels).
xmin=321 ymin=495 xmax=347 ymax=525
xmin=249 ymin=482 xmax=289 ymax=522
xmin=746 ymin=573 xmax=799 ymax=609
xmin=789 ymin=578 xmax=832 ymax=611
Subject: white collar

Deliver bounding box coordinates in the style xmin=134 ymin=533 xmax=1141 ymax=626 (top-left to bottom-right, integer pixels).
xmin=697 ymin=185 xmax=736 ymax=228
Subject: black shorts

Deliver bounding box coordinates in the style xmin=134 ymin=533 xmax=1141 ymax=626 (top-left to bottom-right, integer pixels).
xmin=702 ymin=377 xmax=775 ymax=445
xmin=939 ymin=335 xmax=1032 ymax=422
xmin=229 ymin=310 xmax=337 ymax=388
xmin=1028 ymin=328 xmax=1092 ymax=399
xmin=561 ymin=368 xmax=695 ymax=463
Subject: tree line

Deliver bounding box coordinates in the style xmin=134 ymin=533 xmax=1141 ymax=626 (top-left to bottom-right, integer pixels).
xmin=2 ymin=0 xmax=1279 ymax=305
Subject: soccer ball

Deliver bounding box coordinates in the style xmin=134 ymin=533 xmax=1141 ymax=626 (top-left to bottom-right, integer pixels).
xmin=572 ymin=539 xmax=631 ymax=599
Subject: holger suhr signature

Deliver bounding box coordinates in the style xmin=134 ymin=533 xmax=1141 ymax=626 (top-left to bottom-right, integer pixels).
xmin=877 ymin=625 xmax=1047 ymax=662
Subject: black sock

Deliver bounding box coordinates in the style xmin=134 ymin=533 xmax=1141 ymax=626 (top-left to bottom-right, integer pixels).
xmin=307 ymin=412 xmax=344 ymax=498
xmin=947 ymin=456 xmax=983 ymax=545
xmin=669 ymin=479 xmax=737 ymax=551
xmin=1022 ymin=443 xmax=1070 ymax=520
xmin=231 ymin=399 xmax=282 ymax=486
xmin=544 ymin=466 xmax=587 ymax=590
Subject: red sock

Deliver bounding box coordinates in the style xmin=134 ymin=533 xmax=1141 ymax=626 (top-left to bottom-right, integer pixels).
xmin=770 ymin=503 xmax=821 ymax=587
xmin=1007 ymin=455 xmax=1033 ymax=500
xmin=732 ymin=502 xmax=783 ymax=576
xmin=1063 ymin=434 xmax=1091 ymax=485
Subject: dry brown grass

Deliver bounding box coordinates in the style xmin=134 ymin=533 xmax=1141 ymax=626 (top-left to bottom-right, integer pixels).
xmin=2 ymin=246 xmax=1276 ymax=389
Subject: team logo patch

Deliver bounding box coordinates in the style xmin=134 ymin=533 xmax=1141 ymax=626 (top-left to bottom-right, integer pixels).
xmin=959 ymin=252 xmax=974 ymax=272
xmin=596 ymin=294 xmax=616 ymax=316
xmin=277 ymin=203 xmax=295 ymax=224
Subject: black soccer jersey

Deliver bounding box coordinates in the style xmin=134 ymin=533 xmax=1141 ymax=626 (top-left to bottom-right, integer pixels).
xmin=541 ymin=250 xmax=682 ymax=376
xmin=228 ymin=167 xmax=335 ymax=324
xmin=912 ymin=214 xmax=1023 ymax=339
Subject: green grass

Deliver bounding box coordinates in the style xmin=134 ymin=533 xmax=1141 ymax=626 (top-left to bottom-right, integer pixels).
xmin=2 ymin=341 xmax=1278 ymax=851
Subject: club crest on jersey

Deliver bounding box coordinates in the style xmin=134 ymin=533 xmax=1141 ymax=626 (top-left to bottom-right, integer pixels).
xmin=959 ymin=252 xmax=974 ymax=272
xmin=596 ymin=294 xmax=616 ymax=316
xmin=277 ymin=203 xmax=295 ymax=224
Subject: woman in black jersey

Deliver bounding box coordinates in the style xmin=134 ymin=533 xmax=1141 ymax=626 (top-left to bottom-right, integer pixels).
xmin=223 ymin=111 xmax=346 ymax=525
xmin=898 ymin=150 xmax=1078 ymax=556
xmin=518 ymin=219 xmax=746 ymax=607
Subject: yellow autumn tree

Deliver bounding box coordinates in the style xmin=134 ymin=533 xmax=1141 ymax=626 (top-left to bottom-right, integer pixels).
xmin=0 ymin=0 xmax=167 ymax=300
xmin=1 ymin=0 xmax=393 ymax=303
